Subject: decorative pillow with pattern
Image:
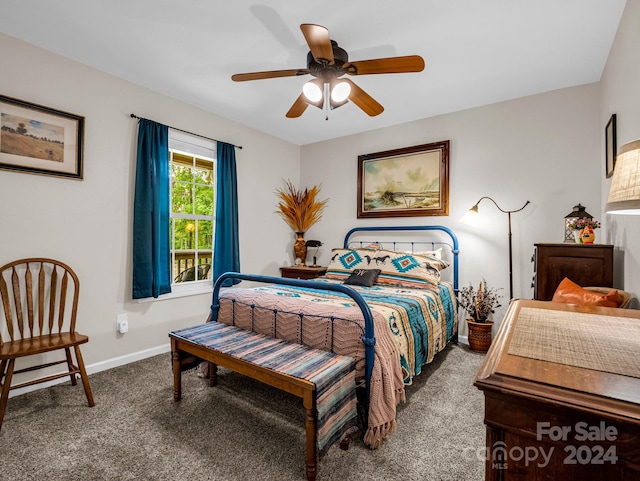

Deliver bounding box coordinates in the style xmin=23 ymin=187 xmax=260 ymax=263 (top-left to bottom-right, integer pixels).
xmin=343 ymin=268 xmax=382 ymax=287
xmin=324 ymin=248 xmax=377 ymax=281
xmin=325 ymin=247 xmax=448 ymax=288
xmin=373 ymin=249 xmax=447 ymax=288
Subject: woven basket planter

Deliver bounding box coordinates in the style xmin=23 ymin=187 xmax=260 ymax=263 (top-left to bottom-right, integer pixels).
xmin=466 ymin=319 xmax=495 ymax=353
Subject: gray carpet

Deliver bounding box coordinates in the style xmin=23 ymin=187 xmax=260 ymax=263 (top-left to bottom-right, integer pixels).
xmin=1 ymin=344 xmax=486 ymax=481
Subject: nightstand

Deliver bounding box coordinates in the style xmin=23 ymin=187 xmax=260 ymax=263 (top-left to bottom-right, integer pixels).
xmin=279 ymin=266 xmax=327 ymax=280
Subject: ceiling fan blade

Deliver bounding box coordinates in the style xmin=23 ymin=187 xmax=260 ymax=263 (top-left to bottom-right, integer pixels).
xmin=300 ymin=24 xmax=334 ymax=64
xmin=343 ymin=79 xmax=384 ymax=116
xmin=232 ymin=68 xmax=309 ymax=82
xmin=343 ymin=55 xmax=425 ymax=75
xmin=286 ymin=93 xmax=309 ymax=118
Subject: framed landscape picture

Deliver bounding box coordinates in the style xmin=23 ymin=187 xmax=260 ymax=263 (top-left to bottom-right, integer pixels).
xmin=0 ymin=95 xmax=84 ymax=179
xmin=357 ymin=140 xmax=450 ymax=218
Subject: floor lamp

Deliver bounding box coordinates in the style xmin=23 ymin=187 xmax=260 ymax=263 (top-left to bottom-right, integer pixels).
xmin=461 ymin=197 xmax=530 ymax=299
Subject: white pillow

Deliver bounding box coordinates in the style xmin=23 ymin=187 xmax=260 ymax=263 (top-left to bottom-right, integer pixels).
xmin=404 ymin=247 xmax=442 ymax=259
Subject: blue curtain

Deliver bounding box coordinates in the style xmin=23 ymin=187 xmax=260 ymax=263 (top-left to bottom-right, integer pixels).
xmin=132 ymin=119 xmax=171 ymax=299
xmin=213 ymin=141 xmax=240 ymax=286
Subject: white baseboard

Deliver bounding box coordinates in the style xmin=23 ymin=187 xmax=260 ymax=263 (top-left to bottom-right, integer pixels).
xmin=85 ymin=343 xmax=171 ymax=375
xmin=9 ymin=343 xmax=171 ymax=398
xmin=9 ymin=335 xmax=471 ymax=398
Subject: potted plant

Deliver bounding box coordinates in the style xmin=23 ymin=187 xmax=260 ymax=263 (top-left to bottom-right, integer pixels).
xmin=567 ymin=217 xmax=601 ymax=244
xmin=458 ymin=280 xmax=503 ymax=353
xmin=275 ymin=179 xmax=328 ymax=266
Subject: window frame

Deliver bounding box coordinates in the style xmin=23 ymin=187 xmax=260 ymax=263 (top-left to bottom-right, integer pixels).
xmin=167 ymin=130 xmax=217 ymax=297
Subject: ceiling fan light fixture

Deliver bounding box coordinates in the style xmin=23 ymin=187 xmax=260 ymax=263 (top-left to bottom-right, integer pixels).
xmin=302 ymin=80 xmax=323 ymax=103
xmin=331 ymin=81 xmax=351 ymax=103
xmin=233 ymin=24 xmax=423 ymax=118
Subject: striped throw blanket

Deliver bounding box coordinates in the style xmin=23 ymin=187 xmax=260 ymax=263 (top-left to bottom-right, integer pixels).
xmin=216 ymin=279 xmax=457 ymax=448
xmin=172 ymin=322 xmax=358 ymax=457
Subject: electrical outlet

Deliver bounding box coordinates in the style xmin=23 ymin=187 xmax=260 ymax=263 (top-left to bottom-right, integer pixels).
xmin=117 ymin=313 xmax=129 ymax=334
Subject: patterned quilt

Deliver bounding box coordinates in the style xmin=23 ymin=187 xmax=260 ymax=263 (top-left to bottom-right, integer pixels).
xmin=215 ymin=277 xmax=457 ymax=448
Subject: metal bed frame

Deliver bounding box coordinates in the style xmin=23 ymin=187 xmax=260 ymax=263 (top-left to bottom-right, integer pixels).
xmin=210 ymin=225 xmax=459 ymax=416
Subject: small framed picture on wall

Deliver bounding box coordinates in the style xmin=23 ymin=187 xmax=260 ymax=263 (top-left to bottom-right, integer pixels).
xmin=0 ymin=95 xmax=84 ymax=180
xmin=605 ymin=113 xmax=617 ymax=179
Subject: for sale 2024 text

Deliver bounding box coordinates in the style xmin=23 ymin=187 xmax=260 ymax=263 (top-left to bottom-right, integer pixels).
xmin=488 ymin=421 xmax=619 ymax=470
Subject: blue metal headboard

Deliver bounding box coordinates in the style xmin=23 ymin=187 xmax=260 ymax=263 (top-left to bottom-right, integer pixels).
xmin=342 ymin=225 xmax=459 ymax=294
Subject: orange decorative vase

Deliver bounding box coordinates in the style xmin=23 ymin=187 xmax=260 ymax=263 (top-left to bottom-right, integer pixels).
xmin=580 ymin=226 xmax=595 ymax=244
xmin=293 ymin=232 xmax=307 ymax=266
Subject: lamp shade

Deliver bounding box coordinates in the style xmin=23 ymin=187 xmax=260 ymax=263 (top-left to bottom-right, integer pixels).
xmin=605 ymin=140 xmax=640 ymax=215
xmin=331 ymin=80 xmax=351 ymax=103
xmin=460 ymin=204 xmax=479 ymax=226
xmin=302 ymin=80 xmax=323 ymax=103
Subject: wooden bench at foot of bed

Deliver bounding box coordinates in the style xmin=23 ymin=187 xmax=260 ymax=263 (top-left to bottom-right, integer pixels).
xmin=169 ymin=322 xmax=358 ymax=481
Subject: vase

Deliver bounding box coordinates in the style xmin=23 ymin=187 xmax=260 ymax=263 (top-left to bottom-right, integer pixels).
xmin=580 ymin=225 xmax=595 ymax=244
xmin=293 ymin=232 xmax=307 ymax=266
xmin=573 ymin=229 xmax=583 ymax=244
xmin=466 ymin=319 xmax=495 ymax=353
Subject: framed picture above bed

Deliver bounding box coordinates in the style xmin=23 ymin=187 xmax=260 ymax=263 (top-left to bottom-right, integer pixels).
xmin=0 ymin=95 xmax=84 ymax=180
xmin=357 ymin=140 xmax=449 ymax=218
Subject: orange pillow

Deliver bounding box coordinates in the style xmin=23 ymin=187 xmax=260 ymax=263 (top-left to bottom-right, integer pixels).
xmin=551 ymin=278 xmax=621 ymax=308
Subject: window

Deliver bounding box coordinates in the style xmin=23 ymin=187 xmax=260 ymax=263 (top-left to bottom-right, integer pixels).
xmin=133 ymin=121 xmax=238 ymax=301
xmin=169 ymin=130 xmax=216 ymax=285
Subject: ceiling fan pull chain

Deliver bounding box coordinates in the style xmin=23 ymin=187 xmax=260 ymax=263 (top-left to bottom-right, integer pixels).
xmin=324 ymin=82 xmax=330 ymax=120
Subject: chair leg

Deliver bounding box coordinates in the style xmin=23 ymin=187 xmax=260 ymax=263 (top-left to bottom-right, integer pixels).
xmin=0 ymin=360 xmax=6 ymax=384
xmin=0 ymin=359 xmax=15 ymax=431
xmin=73 ymin=345 xmax=95 ymax=407
xmin=65 ymin=347 xmax=78 ymax=386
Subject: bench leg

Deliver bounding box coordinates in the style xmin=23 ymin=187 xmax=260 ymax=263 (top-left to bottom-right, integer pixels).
xmin=208 ymin=362 xmax=218 ymax=387
xmin=303 ymin=392 xmax=317 ymax=481
xmin=171 ymin=341 xmax=182 ymax=402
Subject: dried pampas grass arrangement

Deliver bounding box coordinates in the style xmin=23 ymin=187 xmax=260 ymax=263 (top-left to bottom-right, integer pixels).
xmin=275 ymin=179 xmax=328 ymax=233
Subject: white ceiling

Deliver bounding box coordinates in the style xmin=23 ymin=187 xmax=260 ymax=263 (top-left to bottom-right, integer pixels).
xmin=0 ymin=0 xmax=626 ymax=146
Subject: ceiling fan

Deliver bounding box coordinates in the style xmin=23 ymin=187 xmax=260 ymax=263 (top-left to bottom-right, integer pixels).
xmin=231 ymin=24 xmax=425 ymax=119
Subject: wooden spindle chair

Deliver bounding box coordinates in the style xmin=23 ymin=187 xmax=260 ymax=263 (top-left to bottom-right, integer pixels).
xmin=0 ymin=258 xmax=95 ymax=430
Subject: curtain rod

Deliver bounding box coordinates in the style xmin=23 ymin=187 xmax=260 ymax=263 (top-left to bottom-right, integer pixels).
xmin=130 ymin=114 xmax=242 ymax=149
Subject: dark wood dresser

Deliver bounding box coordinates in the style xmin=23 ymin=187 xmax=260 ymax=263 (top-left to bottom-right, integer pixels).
xmin=475 ymin=300 xmax=640 ymax=480
xmin=533 ymin=243 xmax=614 ymax=300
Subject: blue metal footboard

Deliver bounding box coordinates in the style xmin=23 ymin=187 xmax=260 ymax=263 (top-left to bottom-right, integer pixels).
xmin=210 ymin=272 xmax=376 ymax=413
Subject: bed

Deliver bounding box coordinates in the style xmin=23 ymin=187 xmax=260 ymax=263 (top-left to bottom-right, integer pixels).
xmin=209 ymin=225 xmax=459 ymax=449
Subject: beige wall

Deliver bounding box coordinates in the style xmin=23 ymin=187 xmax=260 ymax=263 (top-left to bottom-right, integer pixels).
xmin=0 ymin=33 xmax=300 ymax=388
xmin=301 ymin=82 xmax=602 ymax=333
xmin=601 ymin=0 xmax=640 ymax=295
